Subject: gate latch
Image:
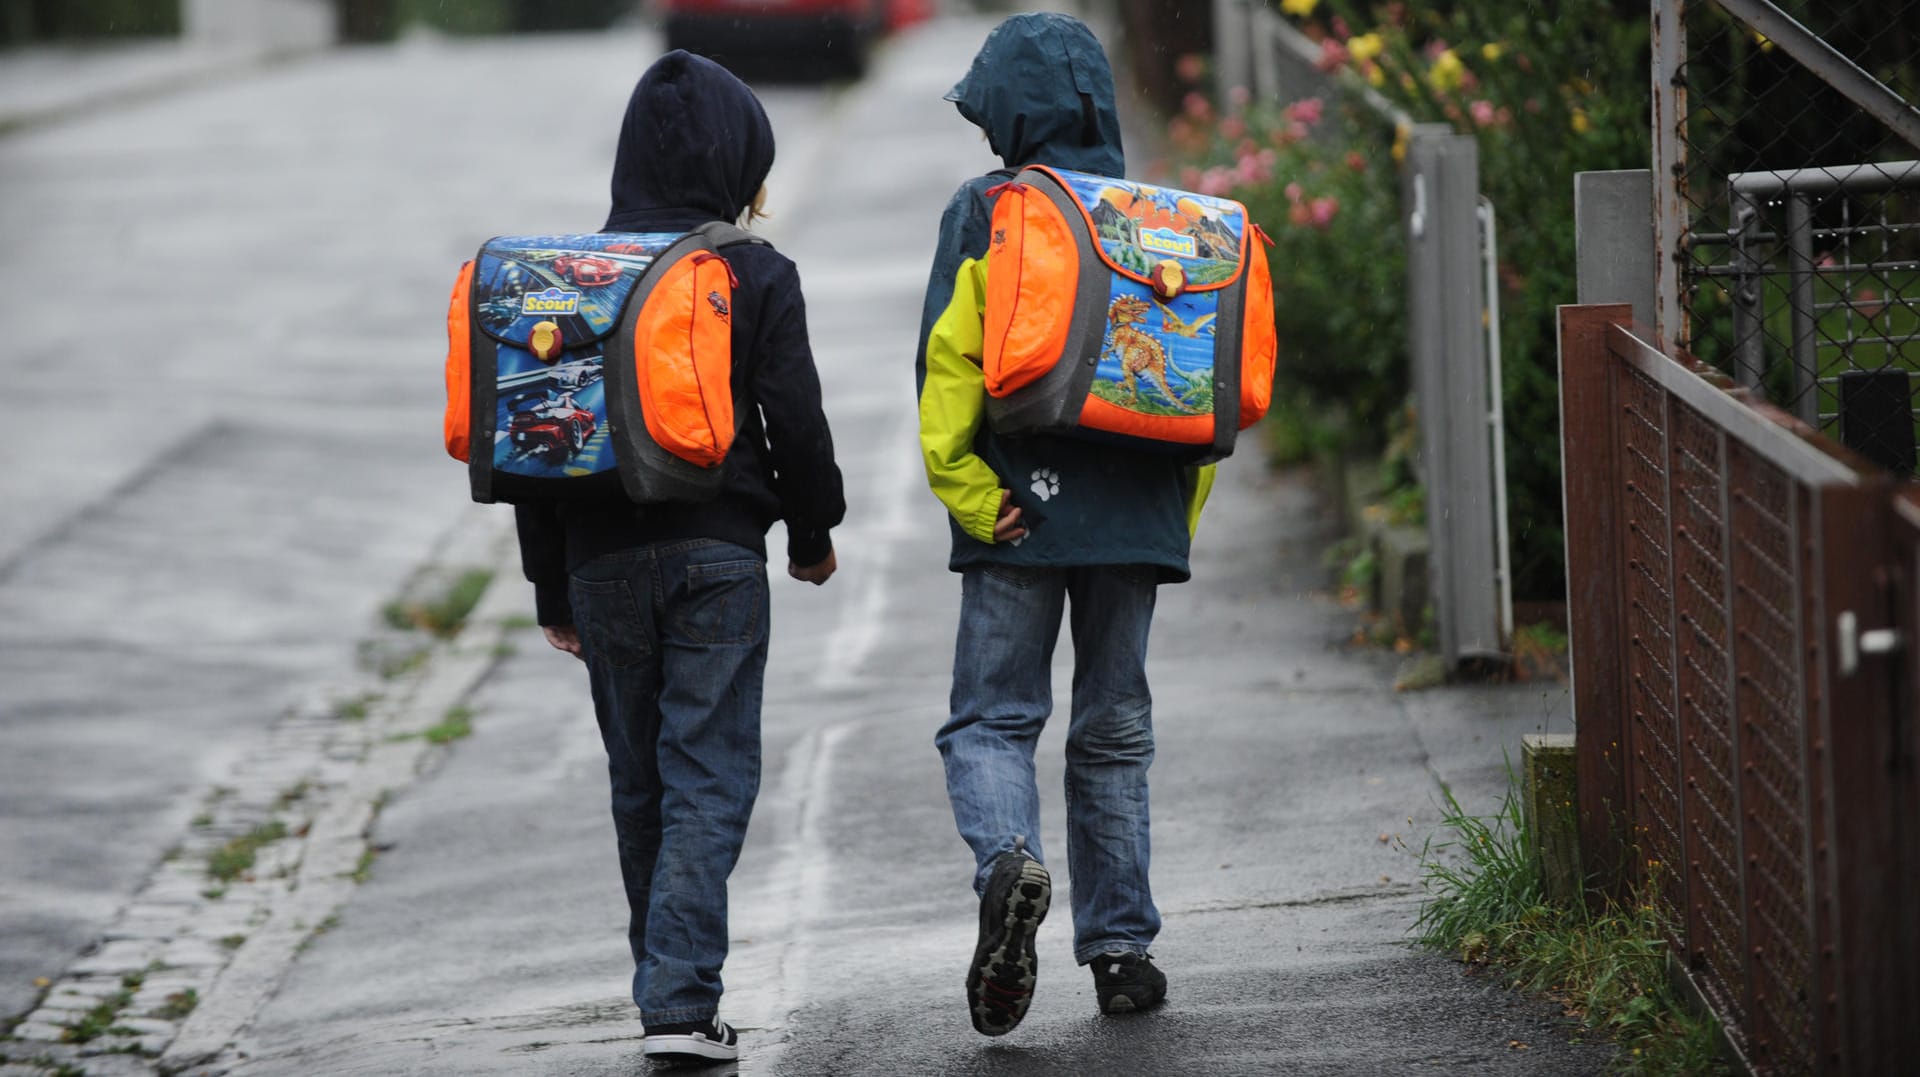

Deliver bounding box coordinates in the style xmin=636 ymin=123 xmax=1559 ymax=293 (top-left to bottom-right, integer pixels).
xmin=1837 ymin=611 xmax=1902 ymax=677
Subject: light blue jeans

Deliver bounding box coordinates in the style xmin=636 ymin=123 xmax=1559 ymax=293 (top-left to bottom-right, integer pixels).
xmin=568 ymin=539 xmax=769 ymax=1026
xmin=935 ymin=563 xmax=1161 ymax=964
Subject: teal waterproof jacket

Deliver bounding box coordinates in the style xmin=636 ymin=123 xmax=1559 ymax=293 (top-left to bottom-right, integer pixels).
xmin=915 ymin=13 xmax=1211 ymax=581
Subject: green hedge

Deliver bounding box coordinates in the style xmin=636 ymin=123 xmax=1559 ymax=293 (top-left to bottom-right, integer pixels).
xmin=1 ymin=0 xmax=180 ymax=44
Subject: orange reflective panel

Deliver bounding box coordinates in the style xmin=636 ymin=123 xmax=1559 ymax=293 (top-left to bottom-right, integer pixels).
xmin=984 ymin=185 xmax=1077 ymax=398
xmin=443 ymin=260 xmax=474 ymax=462
xmin=633 ymin=252 xmax=734 ymax=468
xmin=1238 ymin=235 xmax=1277 ymax=429
xmin=1077 ymin=395 xmax=1214 ymax=445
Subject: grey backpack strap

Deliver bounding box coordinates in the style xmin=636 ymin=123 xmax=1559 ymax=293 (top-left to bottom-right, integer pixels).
xmin=694 ymin=219 xmax=771 ymax=249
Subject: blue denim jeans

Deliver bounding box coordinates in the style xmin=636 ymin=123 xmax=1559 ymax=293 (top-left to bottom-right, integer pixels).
xmin=568 ymin=539 xmax=769 ymax=1026
xmin=936 ymin=563 xmax=1161 ymax=964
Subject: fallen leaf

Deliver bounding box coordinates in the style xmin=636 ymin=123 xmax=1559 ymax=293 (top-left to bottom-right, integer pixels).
xmin=1508 ymin=1040 xmax=1530 ymax=1050
xmin=33 ymin=976 xmax=50 ymax=987
xmin=1377 ymin=833 xmax=1391 ymax=843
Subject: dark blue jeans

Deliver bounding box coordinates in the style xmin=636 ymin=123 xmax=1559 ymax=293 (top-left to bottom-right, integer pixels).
xmin=568 ymin=539 xmax=769 ymax=1026
xmin=935 ymin=563 xmax=1162 ymax=964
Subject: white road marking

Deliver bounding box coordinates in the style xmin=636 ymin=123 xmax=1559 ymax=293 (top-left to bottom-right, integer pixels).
xmin=817 ymin=416 xmax=921 ymax=689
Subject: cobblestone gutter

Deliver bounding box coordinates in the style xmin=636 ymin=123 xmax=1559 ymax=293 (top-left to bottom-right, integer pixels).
xmin=1 ymin=511 xmax=519 ymax=1077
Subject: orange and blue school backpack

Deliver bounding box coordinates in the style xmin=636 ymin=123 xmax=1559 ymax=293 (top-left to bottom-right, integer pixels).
xmin=981 ymin=165 xmax=1276 ymax=461
xmin=443 ymin=222 xmax=763 ymax=504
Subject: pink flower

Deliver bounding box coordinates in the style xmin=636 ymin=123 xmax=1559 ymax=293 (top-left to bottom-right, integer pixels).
xmin=1236 ymin=154 xmax=1264 ymax=184
xmin=1316 ymin=38 xmax=1349 ymax=72
xmin=1258 ymin=148 xmax=1279 ymax=170
xmin=1236 ymin=137 xmax=1259 ymax=158
xmin=1310 ymin=196 xmax=1340 ymax=229
xmin=1331 ymin=14 xmax=1351 ymax=40
xmin=1470 ymin=99 xmax=1496 ymax=126
xmin=1288 ymin=200 xmax=1313 ymax=227
xmin=1197 ymin=168 xmax=1235 ymax=197
xmin=1168 ymin=117 xmax=1193 ymax=145
xmin=1423 ymin=38 xmax=1450 ymax=60
xmin=1284 ymin=120 xmax=1310 ymax=142
xmin=1857 ymin=287 xmax=1884 ymax=317
xmin=1496 ymin=106 xmax=1513 ymax=126
xmin=1284 ymin=96 xmax=1325 ymax=126
xmin=1183 ymin=92 xmax=1212 ymax=120
xmin=1229 ymin=85 xmax=1252 ymax=109
xmin=1285 ymin=181 xmax=1305 ymax=203
xmin=1180 ymin=166 xmax=1202 ymax=189
xmin=1221 ymin=116 xmax=1248 ymax=141
xmin=1345 ymin=150 xmax=1368 ymax=172
xmin=1176 ymin=53 xmax=1205 ymax=84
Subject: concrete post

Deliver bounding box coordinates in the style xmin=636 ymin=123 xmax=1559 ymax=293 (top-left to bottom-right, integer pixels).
xmin=1573 ymin=170 xmax=1656 ymax=331
xmin=183 ymin=0 xmax=335 ymax=50
xmin=1407 ymin=125 xmax=1504 ymax=665
xmin=1523 ymin=733 xmax=1581 ymax=906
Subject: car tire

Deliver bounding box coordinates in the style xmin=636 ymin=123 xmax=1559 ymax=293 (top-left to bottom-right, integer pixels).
xmin=571 ymin=424 xmax=587 ymax=454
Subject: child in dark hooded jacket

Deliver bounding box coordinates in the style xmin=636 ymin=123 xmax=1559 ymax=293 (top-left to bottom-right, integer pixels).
xmin=916 ymin=12 xmax=1203 ymax=1038
xmin=515 ymin=49 xmax=843 ymax=1066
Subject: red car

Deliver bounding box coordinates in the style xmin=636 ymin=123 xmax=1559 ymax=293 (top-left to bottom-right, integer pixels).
xmin=551 ymin=254 xmax=622 ymax=288
xmin=658 ymin=0 xmax=888 ymax=78
xmin=509 ymin=398 xmax=597 ymax=459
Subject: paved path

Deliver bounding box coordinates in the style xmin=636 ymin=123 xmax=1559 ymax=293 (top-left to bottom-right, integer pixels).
xmin=1 ymin=11 xmax=1606 ymax=1076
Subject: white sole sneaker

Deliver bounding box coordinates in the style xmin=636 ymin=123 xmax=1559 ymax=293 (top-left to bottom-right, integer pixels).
xmin=643 ymin=1023 xmax=739 ymax=1063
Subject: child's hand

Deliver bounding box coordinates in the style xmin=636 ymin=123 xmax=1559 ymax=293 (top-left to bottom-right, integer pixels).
xmin=543 ymin=625 xmax=584 ymax=659
xmin=993 ymin=489 xmax=1027 ymax=543
xmin=789 ymin=549 xmax=838 ymax=585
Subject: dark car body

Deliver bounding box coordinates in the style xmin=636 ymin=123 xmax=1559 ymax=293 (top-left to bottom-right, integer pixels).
xmin=658 ymin=0 xmax=887 ymax=78
xmin=509 ymin=400 xmax=597 ymax=459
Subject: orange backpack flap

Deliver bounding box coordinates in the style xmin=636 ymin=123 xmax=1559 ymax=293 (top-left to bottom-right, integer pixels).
xmin=632 ymin=250 xmax=734 ymax=468
xmin=984 ymin=181 xmax=1078 ymax=398
xmin=443 ymin=260 xmax=475 ymax=462
xmin=1238 ymin=226 xmax=1277 ymax=429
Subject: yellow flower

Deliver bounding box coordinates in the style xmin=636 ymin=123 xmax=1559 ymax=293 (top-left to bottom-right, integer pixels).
xmin=1391 ymin=123 xmax=1410 ymax=163
xmin=1571 ymin=108 xmax=1591 ymax=134
xmin=1428 ymin=48 xmax=1466 ymax=92
xmin=1480 ymin=42 xmax=1503 ymax=62
xmin=1281 ymin=0 xmax=1318 ymax=16
xmin=1367 ymin=64 xmax=1386 ymax=87
xmin=1349 ymin=32 xmax=1384 ymax=63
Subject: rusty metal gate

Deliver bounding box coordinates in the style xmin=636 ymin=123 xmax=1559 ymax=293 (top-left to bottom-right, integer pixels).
xmin=1560 ymin=304 xmax=1915 ymax=1075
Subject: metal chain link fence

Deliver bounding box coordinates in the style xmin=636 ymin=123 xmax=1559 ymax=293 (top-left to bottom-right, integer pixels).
xmin=1669 ymin=0 xmax=1920 ymax=473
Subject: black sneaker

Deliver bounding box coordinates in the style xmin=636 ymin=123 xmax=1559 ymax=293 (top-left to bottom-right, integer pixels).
xmin=1091 ymin=951 xmax=1167 ymax=1014
xmin=643 ymin=1016 xmax=739 ymax=1065
xmin=966 ymin=852 xmax=1052 ymax=1036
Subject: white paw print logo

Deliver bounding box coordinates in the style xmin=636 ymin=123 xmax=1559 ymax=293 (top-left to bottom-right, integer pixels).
xmin=1029 ymin=468 xmax=1061 ymax=502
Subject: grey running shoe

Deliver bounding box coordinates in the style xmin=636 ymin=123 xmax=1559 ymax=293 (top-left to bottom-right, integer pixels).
xmin=1091 ymin=951 xmax=1167 ymax=1014
xmin=643 ymin=1016 xmax=738 ymax=1065
xmin=966 ymin=852 xmax=1052 ymax=1036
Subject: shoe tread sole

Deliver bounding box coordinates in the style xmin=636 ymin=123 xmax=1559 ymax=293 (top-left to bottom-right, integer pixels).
xmin=967 ymin=858 xmax=1052 ymax=1037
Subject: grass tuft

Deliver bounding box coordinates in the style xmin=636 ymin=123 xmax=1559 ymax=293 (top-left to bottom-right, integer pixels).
xmin=150 ymin=988 xmax=197 ymax=1022
xmin=383 ymin=568 xmax=494 ymax=638
xmin=207 ymin=821 xmax=289 ymax=882
xmin=1412 ymin=774 xmax=1728 ymax=1075
xmin=59 ymin=990 xmax=132 ymax=1043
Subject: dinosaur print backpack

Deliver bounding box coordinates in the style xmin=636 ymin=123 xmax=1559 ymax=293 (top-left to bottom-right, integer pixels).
xmin=981 ymin=165 xmax=1276 ymax=461
xmin=443 ymin=222 xmax=764 ymax=504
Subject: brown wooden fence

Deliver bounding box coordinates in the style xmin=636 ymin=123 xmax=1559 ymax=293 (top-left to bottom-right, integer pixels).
xmin=1559 ymin=304 xmax=1917 ymax=1075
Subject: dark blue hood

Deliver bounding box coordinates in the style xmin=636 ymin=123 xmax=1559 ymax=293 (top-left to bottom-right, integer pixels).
xmin=946 ymin=13 xmax=1125 ymax=177
xmin=606 ymin=50 xmax=774 ymax=229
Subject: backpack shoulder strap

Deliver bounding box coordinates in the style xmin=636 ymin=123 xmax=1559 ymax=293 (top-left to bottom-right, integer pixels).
xmin=692 ymin=220 xmax=770 ymax=249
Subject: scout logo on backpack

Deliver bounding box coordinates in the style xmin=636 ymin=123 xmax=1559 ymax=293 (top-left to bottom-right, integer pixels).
xmin=980 ymin=165 xmax=1277 ymax=462
xmin=442 ymin=222 xmax=765 ymax=505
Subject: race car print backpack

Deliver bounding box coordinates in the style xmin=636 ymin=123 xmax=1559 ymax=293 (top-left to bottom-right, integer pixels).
xmin=442 ymin=222 xmax=764 ymax=504
xmin=981 ymin=164 xmax=1277 ymax=461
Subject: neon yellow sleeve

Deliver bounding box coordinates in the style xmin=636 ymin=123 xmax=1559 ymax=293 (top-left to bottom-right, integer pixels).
xmin=1185 ymin=464 xmax=1217 ymax=539
xmin=918 ymin=257 xmax=1004 ymax=544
